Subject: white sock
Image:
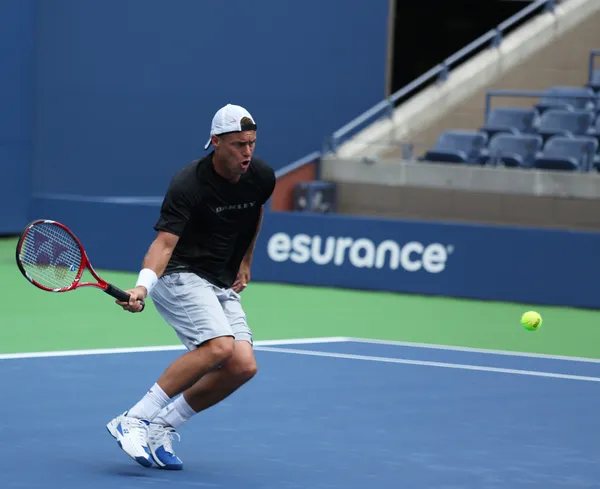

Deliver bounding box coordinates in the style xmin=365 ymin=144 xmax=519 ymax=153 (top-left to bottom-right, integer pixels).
xmin=152 ymin=394 xmax=197 ymax=429
xmin=127 ymin=383 xmax=171 ymax=421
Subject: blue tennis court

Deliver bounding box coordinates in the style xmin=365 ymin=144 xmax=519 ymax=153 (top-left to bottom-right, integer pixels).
xmin=1 ymin=338 xmax=598 ymax=488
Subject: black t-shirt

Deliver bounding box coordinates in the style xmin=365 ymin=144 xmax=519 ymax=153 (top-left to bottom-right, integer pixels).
xmin=154 ymin=152 xmax=276 ymax=288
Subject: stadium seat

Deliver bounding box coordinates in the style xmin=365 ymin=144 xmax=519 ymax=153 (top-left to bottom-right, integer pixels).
xmin=534 ymin=86 xmax=597 ymax=113
xmin=417 ymin=50 xmax=600 ymax=173
xmin=482 ymin=133 xmax=543 ymax=168
xmin=533 ymin=136 xmax=598 ymax=172
xmin=586 ymin=114 xmax=600 ymax=144
xmin=536 ymin=109 xmax=594 ymax=141
xmin=421 ymin=130 xmax=488 ymax=164
xmin=588 ymin=68 xmax=600 ymax=92
xmin=479 ymin=107 xmax=538 ymax=138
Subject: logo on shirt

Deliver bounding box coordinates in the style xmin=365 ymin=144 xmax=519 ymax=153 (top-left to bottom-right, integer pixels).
xmin=215 ymin=201 xmax=256 ymax=213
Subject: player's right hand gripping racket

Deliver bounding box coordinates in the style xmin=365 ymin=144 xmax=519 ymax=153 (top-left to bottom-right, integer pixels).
xmin=15 ymin=219 xmax=144 ymax=311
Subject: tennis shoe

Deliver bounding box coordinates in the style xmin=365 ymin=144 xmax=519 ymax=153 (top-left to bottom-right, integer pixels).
xmin=148 ymin=422 xmax=183 ymax=470
xmin=106 ymin=412 xmax=125 ymax=440
xmin=108 ymin=413 xmax=153 ymax=467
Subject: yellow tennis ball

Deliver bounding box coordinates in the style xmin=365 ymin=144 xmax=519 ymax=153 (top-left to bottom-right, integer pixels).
xmin=521 ymin=311 xmax=542 ymax=331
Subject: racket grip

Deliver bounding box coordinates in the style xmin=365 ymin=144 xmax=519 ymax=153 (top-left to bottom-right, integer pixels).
xmin=105 ymin=284 xmax=145 ymax=312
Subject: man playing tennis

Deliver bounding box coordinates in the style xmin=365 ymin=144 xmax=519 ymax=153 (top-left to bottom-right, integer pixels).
xmin=106 ymin=104 xmax=276 ymax=470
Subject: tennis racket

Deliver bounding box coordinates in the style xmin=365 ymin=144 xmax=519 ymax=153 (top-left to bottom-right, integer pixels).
xmin=15 ymin=219 xmax=145 ymax=311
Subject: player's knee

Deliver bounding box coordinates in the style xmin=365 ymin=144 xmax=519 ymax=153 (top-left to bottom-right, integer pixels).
xmin=229 ymin=357 xmax=258 ymax=383
xmin=203 ymin=336 xmax=235 ymax=366
xmin=238 ymin=360 xmax=258 ymax=383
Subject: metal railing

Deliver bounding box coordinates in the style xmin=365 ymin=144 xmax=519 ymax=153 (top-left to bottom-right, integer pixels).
xmin=276 ymin=0 xmax=558 ymax=179
xmin=589 ymin=49 xmax=600 ymax=84
xmin=274 ymin=151 xmax=321 ymax=179
xmin=325 ymin=0 xmax=556 ymax=153
xmin=484 ymin=89 xmax=600 ymax=120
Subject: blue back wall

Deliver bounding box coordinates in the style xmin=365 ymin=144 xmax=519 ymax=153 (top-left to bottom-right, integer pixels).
xmin=0 ymin=0 xmax=35 ymax=233
xmin=31 ymin=0 xmax=389 ymax=198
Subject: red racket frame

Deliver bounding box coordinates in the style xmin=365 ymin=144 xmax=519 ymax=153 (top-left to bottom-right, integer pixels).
xmin=15 ymin=219 xmax=144 ymax=310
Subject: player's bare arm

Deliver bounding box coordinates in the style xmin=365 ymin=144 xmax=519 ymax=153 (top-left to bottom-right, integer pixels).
xmin=241 ymin=205 xmax=264 ymax=267
xmin=117 ymin=230 xmax=180 ymax=312
xmin=232 ymin=206 xmax=264 ymax=293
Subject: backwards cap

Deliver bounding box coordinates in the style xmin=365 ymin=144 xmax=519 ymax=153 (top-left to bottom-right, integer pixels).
xmin=204 ymin=104 xmax=257 ymax=150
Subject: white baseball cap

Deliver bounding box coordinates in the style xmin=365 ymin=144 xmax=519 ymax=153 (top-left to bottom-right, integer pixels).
xmin=204 ymin=104 xmax=257 ymax=150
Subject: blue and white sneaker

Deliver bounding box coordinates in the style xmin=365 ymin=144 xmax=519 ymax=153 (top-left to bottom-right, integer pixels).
xmin=106 ymin=412 xmax=125 ymax=440
xmin=148 ymin=423 xmax=183 ymax=470
xmin=106 ymin=413 xmax=153 ymax=468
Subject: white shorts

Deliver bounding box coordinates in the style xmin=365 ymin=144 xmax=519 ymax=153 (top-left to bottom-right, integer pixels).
xmin=151 ymin=271 xmax=252 ymax=351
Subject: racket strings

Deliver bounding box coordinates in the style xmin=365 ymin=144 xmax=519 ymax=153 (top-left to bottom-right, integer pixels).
xmin=19 ymin=223 xmax=83 ymax=290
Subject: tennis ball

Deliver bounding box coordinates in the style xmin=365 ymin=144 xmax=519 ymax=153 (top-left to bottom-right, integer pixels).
xmin=521 ymin=311 xmax=542 ymax=331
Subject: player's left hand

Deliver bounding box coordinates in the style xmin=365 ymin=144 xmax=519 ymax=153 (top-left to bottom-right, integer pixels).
xmin=232 ymin=262 xmax=251 ymax=293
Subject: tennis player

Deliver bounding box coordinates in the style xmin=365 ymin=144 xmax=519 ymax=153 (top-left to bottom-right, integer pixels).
xmin=106 ymin=104 xmax=276 ymax=470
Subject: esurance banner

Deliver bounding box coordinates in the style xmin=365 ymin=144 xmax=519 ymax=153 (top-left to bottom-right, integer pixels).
xmin=251 ymin=211 xmax=600 ymax=309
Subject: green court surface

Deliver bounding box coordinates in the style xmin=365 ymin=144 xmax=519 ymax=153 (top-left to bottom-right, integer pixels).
xmin=3 ymin=237 xmax=599 ymax=358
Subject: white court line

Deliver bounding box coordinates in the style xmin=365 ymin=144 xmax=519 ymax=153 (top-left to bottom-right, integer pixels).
xmin=341 ymin=337 xmax=600 ymax=364
xmin=0 ymin=336 xmax=348 ymax=360
xmin=254 ymin=346 xmax=600 ymax=383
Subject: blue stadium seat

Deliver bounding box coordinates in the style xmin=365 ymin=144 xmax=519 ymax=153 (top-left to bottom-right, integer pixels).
xmin=421 ymin=130 xmax=488 ymax=164
xmin=534 ymin=86 xmax=597 ymax=113
xmin=533 ymin=136 xmax=598 ymax=172
xmin=588 ymin=68 xmax=600 ymax=92
xmin=482 ymin=134 xmax=543 ymax=168
xmin=536 ymin=109 xmax=594 ymax=141
xmin=586 ymin=114 xmax=600 ymax=144
xmin=479 ymin=107 xmax=538 ymax=138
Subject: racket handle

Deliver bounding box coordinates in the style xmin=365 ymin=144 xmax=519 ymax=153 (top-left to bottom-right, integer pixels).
xmin=105 ymin=283 xmax=145 ymax=312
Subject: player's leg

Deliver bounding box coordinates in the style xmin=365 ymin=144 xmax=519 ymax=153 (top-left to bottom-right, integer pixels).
xmin=183 ymin=287 xmax=257 ymax=410
xmin=148 ymin=288 xmax=257 ymax=469
xmin=147 ymin=342 xmax=256 ymax=469
xmin=157 ymin=339 xmax=256 ymax=419
xmin=154 ymin=286 xmax=256 ymax=420
xmin=108 ymin=272 xmax=235 ymax=468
